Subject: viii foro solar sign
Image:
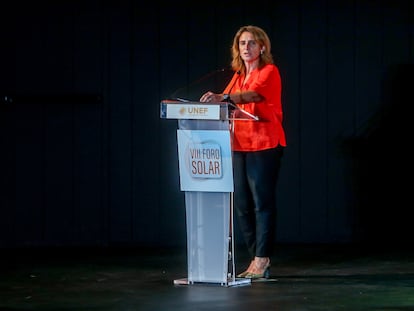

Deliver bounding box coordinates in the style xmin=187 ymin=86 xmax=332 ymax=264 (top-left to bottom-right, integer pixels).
xmin=177 ymin=130 xmax=233 ymax=192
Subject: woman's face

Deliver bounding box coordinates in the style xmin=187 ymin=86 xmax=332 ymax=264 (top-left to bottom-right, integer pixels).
xmin=239 ymin=31 xmax=261 ymax=63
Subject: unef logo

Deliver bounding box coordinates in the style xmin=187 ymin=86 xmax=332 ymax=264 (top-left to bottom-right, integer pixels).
xmin=186 ymin=142 xmax=222 ymax=179
xmin=179 ymin=106 xmax=209 ymax=117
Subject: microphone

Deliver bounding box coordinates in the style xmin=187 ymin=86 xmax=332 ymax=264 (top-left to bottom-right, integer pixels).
xmin=168 ymin=67 xmax=229 ymax=101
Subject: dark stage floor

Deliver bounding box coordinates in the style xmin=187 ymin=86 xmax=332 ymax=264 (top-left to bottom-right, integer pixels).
xmin=1 ymin=244 xmax=413 ymax=311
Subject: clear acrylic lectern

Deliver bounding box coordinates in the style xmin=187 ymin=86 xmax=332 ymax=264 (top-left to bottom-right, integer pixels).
xmin=160 ymin=99 xmax=258 ymax=287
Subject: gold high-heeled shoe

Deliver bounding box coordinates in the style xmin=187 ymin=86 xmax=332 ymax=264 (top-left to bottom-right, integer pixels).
xmin=245 ymin=257 xmax=271 ymax=279
xmin=245 ymin=266 xmax=270 ymax=279
xmin=236 ymin=260 xmax=255 ymax=278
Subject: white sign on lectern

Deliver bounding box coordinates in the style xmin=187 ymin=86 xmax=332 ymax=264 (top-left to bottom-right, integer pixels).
xmin=177 ymin=130 xmax=233 ymax=192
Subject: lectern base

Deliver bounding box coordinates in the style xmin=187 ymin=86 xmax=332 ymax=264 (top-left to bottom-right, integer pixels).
xmin=173 ymin=277 xmax=251 ymax=287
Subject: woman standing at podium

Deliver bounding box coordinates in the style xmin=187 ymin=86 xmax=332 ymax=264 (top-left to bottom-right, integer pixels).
xmin=200 ymin=25 xmax=286 ymax=279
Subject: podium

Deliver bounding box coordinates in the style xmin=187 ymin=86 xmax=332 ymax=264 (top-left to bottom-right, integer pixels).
xmin=160 ymin=99 xmax=258 ymax=287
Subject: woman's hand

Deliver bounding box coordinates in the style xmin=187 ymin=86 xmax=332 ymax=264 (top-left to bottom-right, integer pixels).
xmin=200 ymin=91 xmax=222 ymax=103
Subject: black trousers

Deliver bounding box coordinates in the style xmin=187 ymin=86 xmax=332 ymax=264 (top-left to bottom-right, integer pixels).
xmin=233 ymin=146 xmax=284 ymax=259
